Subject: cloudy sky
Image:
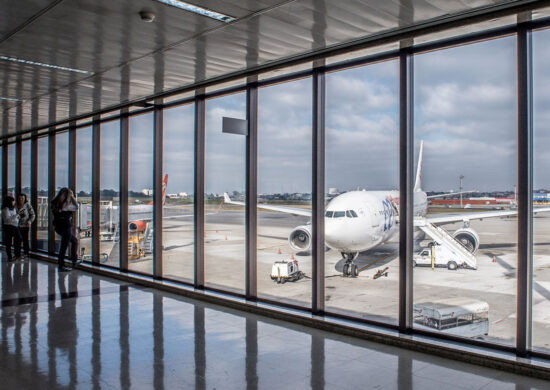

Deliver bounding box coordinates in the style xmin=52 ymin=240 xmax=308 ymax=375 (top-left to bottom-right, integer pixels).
xmin=13 ymin=29 xmax=550 ymax=195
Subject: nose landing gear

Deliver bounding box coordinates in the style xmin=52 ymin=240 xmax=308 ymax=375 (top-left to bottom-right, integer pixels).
xmin=342 ymin=252 xmax=359 ymax=277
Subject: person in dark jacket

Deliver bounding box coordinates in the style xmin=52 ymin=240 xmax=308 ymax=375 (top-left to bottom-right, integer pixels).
xmin=2 ymin=196 xmax=22 ymax=262
xmin=16 ymin=193 xmax=35 ymax=258
xmin=51 ymin=188 xmax=79 ymax=272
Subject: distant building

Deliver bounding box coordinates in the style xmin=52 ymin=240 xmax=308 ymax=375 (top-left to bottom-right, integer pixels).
xmin=141 ymin=189 xmax=153 ymax=196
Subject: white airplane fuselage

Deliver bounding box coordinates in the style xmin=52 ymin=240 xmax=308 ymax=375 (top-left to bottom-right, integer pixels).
xmin=324 ymin=190 xmax=427 ymax=254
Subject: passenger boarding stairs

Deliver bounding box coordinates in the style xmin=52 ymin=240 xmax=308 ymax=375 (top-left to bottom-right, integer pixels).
xmin=144 ymin=225 xmax=153 ymax=254
xmin=414 ymin=218 xmax=477 ymax=269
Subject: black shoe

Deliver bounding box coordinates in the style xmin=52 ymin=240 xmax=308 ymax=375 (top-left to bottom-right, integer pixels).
xmin=58 ymin=266 xmax=72 ymax=272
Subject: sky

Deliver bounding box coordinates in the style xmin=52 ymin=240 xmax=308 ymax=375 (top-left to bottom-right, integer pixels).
xmin=13 ymin=29 xmax=550 ymax=195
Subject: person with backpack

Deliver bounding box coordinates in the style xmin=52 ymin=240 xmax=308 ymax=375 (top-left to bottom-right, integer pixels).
xmin=51 ymin=188 xmax=79 ymax=272
xmin=2 ymin=196 xmax=22 ymax=262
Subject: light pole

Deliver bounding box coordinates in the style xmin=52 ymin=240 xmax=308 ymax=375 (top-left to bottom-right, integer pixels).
xmin=459 ymin=175 xmax=464 ymax=208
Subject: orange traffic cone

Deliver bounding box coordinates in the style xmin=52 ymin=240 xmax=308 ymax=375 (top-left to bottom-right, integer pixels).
xmin=216 ymin=230 xmax=218 ymax=233
xmin=225 ymin=235 xmax=228 ymax=240
xmin=492 ymin=256 xmax=497 ymax=263
xmin=291 ymin=253 xmax=294 ymax=260
xmin=277 ymin=248 xmax=281 ymax=255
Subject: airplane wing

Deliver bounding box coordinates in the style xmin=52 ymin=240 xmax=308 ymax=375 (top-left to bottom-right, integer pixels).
xmin=223 ymin=192 xmax=312 ymax=217
xmin=426 ymin=190 xmax=478 ymax=199
xmin=423 ymin=207 xmax=550 ymax=225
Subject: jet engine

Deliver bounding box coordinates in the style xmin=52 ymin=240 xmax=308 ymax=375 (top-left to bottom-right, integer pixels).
xmin=288 ymin=225 xmax=312 ymax=252
xmin=129 ymin=220 xmax=147 ymax=232
xmin=453 ymin=227 xmax=479 ymax=254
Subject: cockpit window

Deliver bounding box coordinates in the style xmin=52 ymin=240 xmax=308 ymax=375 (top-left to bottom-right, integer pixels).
xmin=333 ymin=211 xmax=345 ymax=218
xmin=350 ymin=210 xmax=358 ymax=218
xmin=325 ymin=211 xmax=333 ymax=218
xmin=346 ymin=210 xmax=352 ymax=218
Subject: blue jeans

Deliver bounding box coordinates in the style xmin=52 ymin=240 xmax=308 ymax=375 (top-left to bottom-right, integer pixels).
xmin=56 ymin=227 xmax=78 ymax=268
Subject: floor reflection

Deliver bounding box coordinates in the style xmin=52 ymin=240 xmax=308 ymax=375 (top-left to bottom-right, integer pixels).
xmin=0 ymin=257 xmax=548 ymax=389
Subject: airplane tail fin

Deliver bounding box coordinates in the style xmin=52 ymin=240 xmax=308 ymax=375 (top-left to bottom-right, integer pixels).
xmin=223 ymin=192 xmax=231 ymax=204
xmin=162 ymin=174 xmax=168 ymax=206
xmin=414 ymin=141 xmax=424 ymax=192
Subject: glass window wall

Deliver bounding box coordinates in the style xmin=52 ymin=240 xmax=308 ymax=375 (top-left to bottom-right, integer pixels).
xmin=413 ymin=37 xmax=517 ymax=345
xmin=257 ymin=78 xmax=312 ymax=307
xmin=100 ymin=121 xmax=120 ymax=266
xmin=325 ymin=60 xmax=399 ymax=323
xmin=205 ymin=92 xmax=246 ymax=293
xmin=162 ymin=104 xmax=194 ymax=282
xmin=128 ymin=113 xmax=154 ymax=275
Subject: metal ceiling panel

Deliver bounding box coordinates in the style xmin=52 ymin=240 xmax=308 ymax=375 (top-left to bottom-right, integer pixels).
xmin=0 ymin=0 xmax=540 ymax=138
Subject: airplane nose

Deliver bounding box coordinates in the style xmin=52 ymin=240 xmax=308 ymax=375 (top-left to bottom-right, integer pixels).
xmin=325 ymin=219 xmax=347 ymax=248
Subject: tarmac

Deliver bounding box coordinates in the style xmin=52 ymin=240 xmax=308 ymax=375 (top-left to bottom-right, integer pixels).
xmin=78 ymin=204 xmax=550 ymax=352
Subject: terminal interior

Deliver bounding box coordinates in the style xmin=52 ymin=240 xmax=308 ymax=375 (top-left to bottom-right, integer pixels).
xmin=2 ymin=0 xmax=550 ymax=388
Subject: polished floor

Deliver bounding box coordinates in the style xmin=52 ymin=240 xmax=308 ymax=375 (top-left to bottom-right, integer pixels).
xmin=0 ymin=258 xmax=549 ymax=390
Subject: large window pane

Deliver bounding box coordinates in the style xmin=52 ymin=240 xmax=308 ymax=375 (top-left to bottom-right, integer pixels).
xmin=7 ymin=143 xmax=15 ymax=197
xmin=21 ymin=141 xmax=30 ymax=197
xmin=163 ymin=104 xmax=194 ymax=282
xmin=100 ymin=121 xmax=120 ymax=266
xmin=76 ymin=127 xmax=92 ymax=261
xmin=205 ymin=92 xmax=246 ymax=293
xmin=257 ymin=78 xmax=312 ymax=307
xmin=128 ymin=113 xmax=154 ymax=275
xmin=37 ymin=137 xmax=48 ymax=251
xmin=325 ymin=60 xmax=399 ymax=323
xmin=54 ymin=132 xmax=69 ymax=252
xmin=533 ymin=28 xmax=550 ymax=353
xmin=413 ymin=37 xmax=517 ymax=345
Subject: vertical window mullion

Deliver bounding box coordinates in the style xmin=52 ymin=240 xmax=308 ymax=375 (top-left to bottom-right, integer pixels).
xmin=153 ymin=106 xmax=163 ymax=278
xmin=92 ymin=118 xmax=101 ymax=265
xmin=15 ymin=138 xmax=21 ymax=195
xmin=194 ymin=95 xmax=205 ymax=288
xmin=312 ymin=68 xmax=326 ymax=314
xmin=246 ymin=82 xmax=258 ymax=300
xmin=120 ymin=112 xmax=129 ymax=271
xmin=47 ymin=132 xmax=56 ymax=254
xmin=516 ymin=23 xmax=533 ymax=357
xmin=399 ymin=48 xmax=414 ymax=332
xmin=31 ymin=134 xmax=38 ymax=251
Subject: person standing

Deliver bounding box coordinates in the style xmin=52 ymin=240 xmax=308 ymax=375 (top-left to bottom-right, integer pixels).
xmin=16 ymin=194 xmax=35 ymax=258
xmin=51 ymin=188 xmax=79 ymax=272
xmin=2 ymin=196 xmax=22 ymax=262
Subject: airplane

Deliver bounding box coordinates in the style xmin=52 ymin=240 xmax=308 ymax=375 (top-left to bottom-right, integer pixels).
xmin=224 ymin=141 xmax=550 ymax=277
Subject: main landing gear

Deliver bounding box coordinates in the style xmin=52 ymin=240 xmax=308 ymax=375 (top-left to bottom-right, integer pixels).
xmin=342 ymin=252 xmax=359 ymax=277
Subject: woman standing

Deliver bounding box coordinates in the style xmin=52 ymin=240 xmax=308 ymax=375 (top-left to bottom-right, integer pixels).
xmin=2 ymin=196 xmax=22 ymax=261
xmin=16 ymin=193 xmax=35 ymax=258
xmin=51 ymin=188 xmax=79 ymax=272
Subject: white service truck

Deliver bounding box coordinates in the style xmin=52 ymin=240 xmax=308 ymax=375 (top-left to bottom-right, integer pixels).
xmin=413 ymin=243 xmax=463 ymax=270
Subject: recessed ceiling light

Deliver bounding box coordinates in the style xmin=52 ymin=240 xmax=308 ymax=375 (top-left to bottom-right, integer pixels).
xmin=0 ymin=96 xmax=23 ymax=102
xmin=154 ymin=0 xmax=236 ymax=23
xmin=0 ymin=55 xmax=92 ymax=75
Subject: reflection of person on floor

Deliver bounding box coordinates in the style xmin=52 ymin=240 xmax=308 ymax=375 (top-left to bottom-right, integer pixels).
xmin=50 ymin=272 xmax=78 ymax=385
xmin=51 ymin=188 xmax=79 ymax=272
xmin=2 ymin=196 xmax=22 ymax=262
xmin=1 ymin=260 xmax=30 ymax=332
